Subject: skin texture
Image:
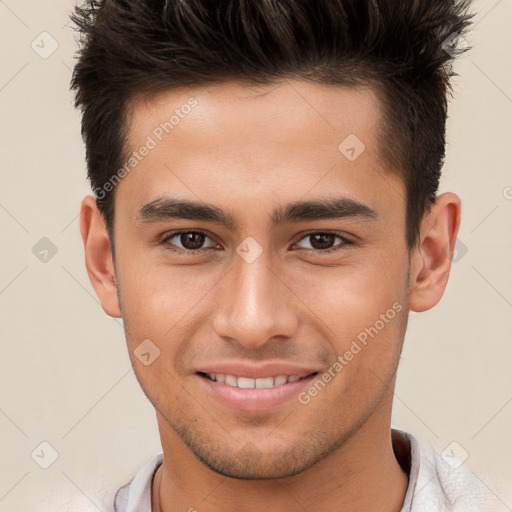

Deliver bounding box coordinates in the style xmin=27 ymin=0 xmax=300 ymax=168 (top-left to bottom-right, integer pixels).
xmin=80 ymin=79 xmax=461 ymax=512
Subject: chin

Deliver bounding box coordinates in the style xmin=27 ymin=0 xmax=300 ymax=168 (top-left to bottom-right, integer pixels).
xmin=184 ymin=435 xmax=332 ymax=480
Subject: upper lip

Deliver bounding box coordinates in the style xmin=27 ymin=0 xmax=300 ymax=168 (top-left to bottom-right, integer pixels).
xmin=196 ymin=362 xmax=319 ymax=379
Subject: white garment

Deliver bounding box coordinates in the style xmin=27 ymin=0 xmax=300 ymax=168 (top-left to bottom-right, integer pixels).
xmin=113 ymin=429 xmax=503 ymax=512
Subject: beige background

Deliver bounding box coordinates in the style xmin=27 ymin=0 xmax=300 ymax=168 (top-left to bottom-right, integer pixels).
xmin=0 ymin=0 xmax=511 ymax=510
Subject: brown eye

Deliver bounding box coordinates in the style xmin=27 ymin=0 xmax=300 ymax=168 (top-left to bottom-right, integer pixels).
xmin=295 ymin=232 xmax=351 ymax=253
xmin=179 ymin=232 xmax=206 ymax=250
xmin=308 ymin=233 xmax=336 ymax=250
xmin=162 ymin=231 xmax=217 ymax=252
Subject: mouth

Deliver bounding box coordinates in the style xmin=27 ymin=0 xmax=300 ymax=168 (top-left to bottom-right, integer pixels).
xmin=197 ymin=371 xmax=318 ymax=389
xmin=196 ymin=371 xmax=319 ymax=411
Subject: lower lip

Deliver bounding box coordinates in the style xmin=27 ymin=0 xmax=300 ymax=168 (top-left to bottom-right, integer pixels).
xmin=196 ymin=373 xmax=318 ymax=412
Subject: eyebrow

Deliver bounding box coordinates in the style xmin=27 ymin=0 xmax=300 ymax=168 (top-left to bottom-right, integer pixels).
xmin=136 ymin=196 xmax=378 ymax=229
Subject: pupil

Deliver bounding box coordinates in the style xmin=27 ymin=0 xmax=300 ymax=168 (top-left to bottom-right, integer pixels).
xmin=310 ymin=233 xmax=335 ymax=250
xmin=181 ymin=232 xmax=205 ymax=250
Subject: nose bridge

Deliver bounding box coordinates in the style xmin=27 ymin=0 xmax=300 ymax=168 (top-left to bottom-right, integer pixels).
xmin=212 ymin=250 xmax=298 ymax=348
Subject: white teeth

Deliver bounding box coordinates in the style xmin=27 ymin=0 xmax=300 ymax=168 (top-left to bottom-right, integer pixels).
xmin=255 ymin=377 xmax=274 ymax=388
xmin=237 ymin=377 xmax=255 ymax=388
xmin=274 ymin=375 xmax=288 ymax=386
xmin=204 ymin=373 xmax=306 ymax=388
xmin=224 ymin=375 xmax=237 ymax=386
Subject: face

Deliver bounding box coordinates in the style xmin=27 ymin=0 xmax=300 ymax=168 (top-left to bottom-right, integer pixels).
xmin=104 ymin=80 xmax=413 ymax=478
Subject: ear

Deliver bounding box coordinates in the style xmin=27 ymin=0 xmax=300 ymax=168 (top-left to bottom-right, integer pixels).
xmin=409 ymin=192 xmax=461 ymax=312
xmin=79 ymin=195 xmax=122 ymax=318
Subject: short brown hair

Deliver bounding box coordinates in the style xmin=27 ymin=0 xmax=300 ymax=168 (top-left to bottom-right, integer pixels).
xmin=70 ymin=0 xmax=472 ymax=250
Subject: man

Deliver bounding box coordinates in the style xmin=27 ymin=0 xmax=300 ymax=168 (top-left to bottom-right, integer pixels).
xmin=71 ymin=0 xmax=501 ymax=510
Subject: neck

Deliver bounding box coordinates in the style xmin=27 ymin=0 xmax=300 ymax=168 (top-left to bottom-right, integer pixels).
xmin=152 ymin=388 xmax=408 ymax=512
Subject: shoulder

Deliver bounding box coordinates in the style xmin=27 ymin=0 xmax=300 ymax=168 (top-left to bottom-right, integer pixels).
xmin=394 ymin=429 xmax=503 ymax=512
xmin=113 ymin=453 xmax=163 ymax=512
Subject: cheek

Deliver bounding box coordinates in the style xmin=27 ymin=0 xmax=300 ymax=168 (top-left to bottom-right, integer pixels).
xmin=291 ymin=253 xmax=408 ymax=382
xmin=290 ymin=251 xmax=407 ymax=332
xmin=298 ymin=298 xmax=407 ymax=426
xmin=115 ymin=253 xmax=219 ymax=346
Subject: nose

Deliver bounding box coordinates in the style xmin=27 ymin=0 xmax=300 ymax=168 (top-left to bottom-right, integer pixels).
xmin=212 ymin=250 xmax=299 ymax=349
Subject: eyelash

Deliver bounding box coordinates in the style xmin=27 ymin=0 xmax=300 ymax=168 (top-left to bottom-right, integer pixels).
xmin=159 ymin=230 xmax=353 ymax=256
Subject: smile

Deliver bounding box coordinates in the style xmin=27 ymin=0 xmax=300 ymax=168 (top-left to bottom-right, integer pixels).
xmin=196 ymin=371 xmax=319 ymax=411
xmin=202 ymin=372 xmax=315 ymax=389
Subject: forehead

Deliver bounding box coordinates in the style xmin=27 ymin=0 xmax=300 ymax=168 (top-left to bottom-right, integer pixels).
xmin=128 ymin=79 xmax=379 ymax=149
xmin=117 ymin=79 xmax=403 ymax=223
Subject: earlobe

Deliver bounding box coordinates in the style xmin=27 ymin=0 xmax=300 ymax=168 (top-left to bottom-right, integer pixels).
xmin=409 ymin=192 xmax=461 ymax=313
xmin=79 ymin=195 xmax=122 ymax=318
